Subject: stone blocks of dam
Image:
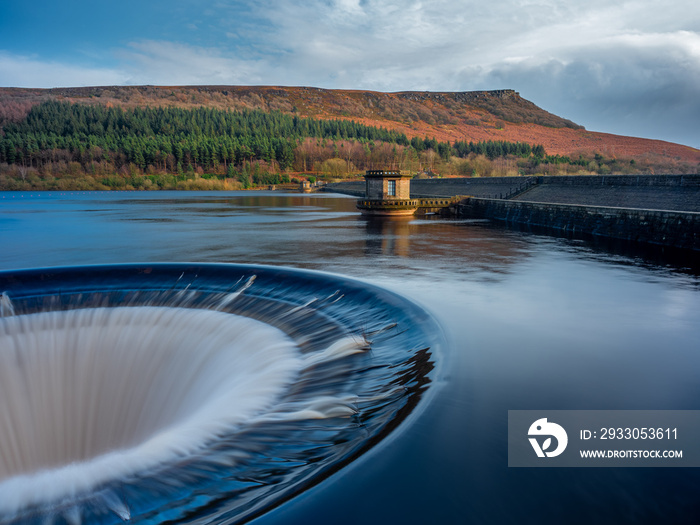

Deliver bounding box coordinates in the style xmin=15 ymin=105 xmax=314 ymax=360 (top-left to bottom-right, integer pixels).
xmin=455 ymin=175 xmax=700 ymax=250
xmin=326 ymin=174 xmax=700 ymax=250
xmin=515 ymin=175 xmax=700 ymax=213
xmin=460 ymin=198 xmax=699 ymax=251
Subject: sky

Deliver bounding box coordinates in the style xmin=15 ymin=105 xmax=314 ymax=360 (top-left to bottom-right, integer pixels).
xmin=1 ymin=0 xmax=699 ymax=148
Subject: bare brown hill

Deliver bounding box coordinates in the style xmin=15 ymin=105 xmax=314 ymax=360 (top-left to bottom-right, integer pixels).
xmin=1 ymin=85 xmax=698 ymax=164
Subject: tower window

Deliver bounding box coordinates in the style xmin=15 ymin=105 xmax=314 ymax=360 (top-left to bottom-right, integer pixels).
xmin=387 ymin=180 xmax=396 ymax=196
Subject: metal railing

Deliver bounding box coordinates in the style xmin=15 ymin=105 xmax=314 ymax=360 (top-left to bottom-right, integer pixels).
xmin=490 ymin=177 xmax=538 ymax=200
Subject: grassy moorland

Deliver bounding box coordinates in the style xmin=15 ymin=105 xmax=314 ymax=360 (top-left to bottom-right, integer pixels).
xmin=0 ymin=86 xmax=698 ymax=191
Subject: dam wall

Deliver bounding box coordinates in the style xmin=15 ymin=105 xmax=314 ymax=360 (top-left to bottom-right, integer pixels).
xmin=324 ymin=180 xmax=364 ymax=196
xmin=531 ymin=174 xmax=700 ymax=187
xmin=460 ymin=198 xmax=700 ymax=250
xmin=328 ymin=175 xmax=700 ymax=207
xmin=410 ymin=177 xmax=533 ymax=199
xmin=325 ymin=176 xmax=536 ymax=199
xmin=325 ymin=174 xmax=700 ymax=249
xmin=513 ymin=175 xmax=700 ymax=212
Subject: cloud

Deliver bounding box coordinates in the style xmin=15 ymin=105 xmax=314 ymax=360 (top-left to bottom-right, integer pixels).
xmin=0 ymin=52 xmax=127 ymax=88
xmin=235 ymin=0 xmax=700 ymax=145
xmin=116 ymin=41 xmax=268 ymax=86
xmin=0 ymin=42 xmax=268 ymax=89
xmin=477 ymin=30 xmax=700 ymax=145
xmin=1 ymin=0 xmax=699 ymax=146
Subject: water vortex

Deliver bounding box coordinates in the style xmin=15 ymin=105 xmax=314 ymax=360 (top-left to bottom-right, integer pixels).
xmin=0 ymin=264 xmax=440 ymax=524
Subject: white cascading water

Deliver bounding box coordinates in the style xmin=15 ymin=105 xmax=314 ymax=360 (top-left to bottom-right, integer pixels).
xmin=0 ymin=306 xmax=303 ymax=514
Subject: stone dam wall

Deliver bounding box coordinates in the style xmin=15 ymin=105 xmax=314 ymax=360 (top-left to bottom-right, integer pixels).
xmin=459 ymin=198 xmax=699 ymax=250
xmin=411 ymin=176 xmax=535 ymax=199
xmin=326 ymin=176 xmax=536 ymax=199
xmin=513 ymin=175 xmax=700 ymax=212
xmin=325 ymin=174 xmax=700 ymax=250
xmin=325 ymin=180 xmax=364 ymax=196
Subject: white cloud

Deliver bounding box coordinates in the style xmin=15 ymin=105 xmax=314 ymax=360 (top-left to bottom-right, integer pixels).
xmin=475 ymin=28 xmax=700 ymax=145
xmin=1 ymin=0 xmax=699 ymax=145
xmin=0 ymin=52 xmax=127 ymax=88
xmin=235 ymin=0 xmax=700 ymax=144
xmin=116 ymin=41 xmax=267 ymax=85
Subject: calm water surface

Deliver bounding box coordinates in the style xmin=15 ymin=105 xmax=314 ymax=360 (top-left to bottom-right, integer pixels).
xmin=2 ymin=191 xmax=700 ymax=524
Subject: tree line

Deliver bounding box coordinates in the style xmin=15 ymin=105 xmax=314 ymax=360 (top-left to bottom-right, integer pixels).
xmin=0 ymin=101 xmax=412 ymax=171
xmin=0 ymin=101 xmax=548 ymax=186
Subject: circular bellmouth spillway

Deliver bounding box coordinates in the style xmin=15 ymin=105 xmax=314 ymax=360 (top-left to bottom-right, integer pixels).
xmin=0 ymin=264 xmax=441 ymax=525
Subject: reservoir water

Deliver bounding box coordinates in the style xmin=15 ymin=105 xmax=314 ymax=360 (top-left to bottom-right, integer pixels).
xmin=1 ymin=190 xmax=699 ymax=524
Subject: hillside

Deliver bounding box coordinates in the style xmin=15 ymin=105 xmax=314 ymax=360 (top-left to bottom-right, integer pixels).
xmin=2 ymin=85 xmax=698 ymax=165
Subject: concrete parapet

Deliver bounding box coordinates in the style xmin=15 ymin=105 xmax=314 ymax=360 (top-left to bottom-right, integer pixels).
xmin=536 ymin=175 xmax=700 ymax=187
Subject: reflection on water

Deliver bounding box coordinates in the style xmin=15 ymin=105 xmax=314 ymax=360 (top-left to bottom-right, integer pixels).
xmin=364 ymin=216 xmax=413 ymax=257
xmin=361 ymin=216 xmax=531 ymax=281
xmin=1 ymin=191 xmax=700 ymax=524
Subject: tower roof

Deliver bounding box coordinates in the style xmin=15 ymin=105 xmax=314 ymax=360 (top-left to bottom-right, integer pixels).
xmin=363 ymin=170 xmax=412 ymax=179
